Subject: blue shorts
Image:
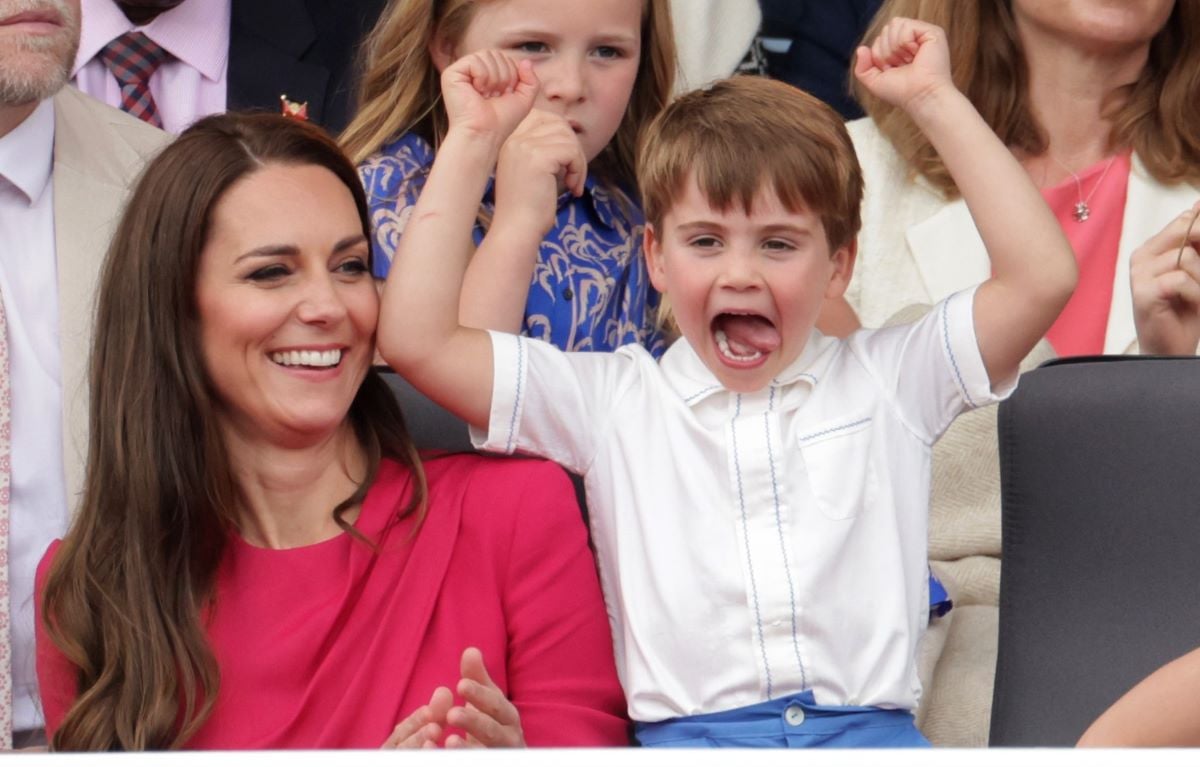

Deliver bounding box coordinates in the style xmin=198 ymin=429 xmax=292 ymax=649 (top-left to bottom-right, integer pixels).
xmin=634 ymin=691 xmax=930 ymax=748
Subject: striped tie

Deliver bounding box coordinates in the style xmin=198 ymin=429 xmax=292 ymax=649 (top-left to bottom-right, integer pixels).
xmin=0 ymin=295 xmax=12 ymax=748
xmin=98 ymin=31 xmax=171 ymax=128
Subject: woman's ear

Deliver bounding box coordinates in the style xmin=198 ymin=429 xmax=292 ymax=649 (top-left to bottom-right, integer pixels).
xmin=429 ymin=30 xmax=456 ymax=73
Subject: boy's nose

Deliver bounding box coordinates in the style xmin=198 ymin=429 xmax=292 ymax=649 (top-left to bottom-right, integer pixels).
xmin=540 ymin=56 xmax=586 ymax=104
xmin=718 ymin=251 xmax=763 ymax=290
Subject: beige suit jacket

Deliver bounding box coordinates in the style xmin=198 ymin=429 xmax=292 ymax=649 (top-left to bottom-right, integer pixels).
xmin=51 ymin=86 xmax=169 ymax=512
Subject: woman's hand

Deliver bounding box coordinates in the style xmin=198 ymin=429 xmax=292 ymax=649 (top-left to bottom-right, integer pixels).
xmin=493 ymin=109 xmax=588 ymax=238
xmin=381 ymin=687 xmax=454 ymax=748
xmin=441 ymin=50 xmax=538 ymax=143
xmin=444 ymin=647 xmax=526 ymax=748
xmin=854 ymin=18 xmax=954 ymax=113
xmin=1131 ymin=202 xmax=1200 ymax=355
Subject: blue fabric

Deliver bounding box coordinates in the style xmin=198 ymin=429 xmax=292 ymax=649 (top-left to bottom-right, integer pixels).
xmin=929 ymin=570 xmax=952 ymax=618
xmin=635 ymin=691 xmax=929 ymax=748
xmin=359 ymin=132 xmax=665 ymax=356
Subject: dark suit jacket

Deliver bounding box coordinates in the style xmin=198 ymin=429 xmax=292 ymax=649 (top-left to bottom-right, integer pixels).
xmin=760 ymin=0 xmax=882 ymax=120
xmin=227 ymin=0 xmax=387 ymax=133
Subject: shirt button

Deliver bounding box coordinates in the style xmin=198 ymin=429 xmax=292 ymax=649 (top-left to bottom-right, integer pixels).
xmin=784 ymin=705 xmax=805 ymax=726
xmin=562 ymin=287 xmax=574 ymax=300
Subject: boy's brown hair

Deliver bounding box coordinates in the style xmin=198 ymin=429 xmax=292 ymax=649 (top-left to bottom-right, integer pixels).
xmin=638 ymin=76 xmax=863 ymax=252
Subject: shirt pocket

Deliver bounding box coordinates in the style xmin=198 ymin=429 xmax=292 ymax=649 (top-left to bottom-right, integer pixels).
xmin=797 ymin=412 xmax=876 ymax=521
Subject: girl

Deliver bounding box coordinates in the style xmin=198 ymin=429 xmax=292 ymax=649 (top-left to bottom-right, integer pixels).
xmin=343 ymin=0 xmax=676 ymax=355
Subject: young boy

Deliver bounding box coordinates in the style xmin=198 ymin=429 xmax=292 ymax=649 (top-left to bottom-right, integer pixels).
xmin=379 ymin=22 xmax=1077 ymax=747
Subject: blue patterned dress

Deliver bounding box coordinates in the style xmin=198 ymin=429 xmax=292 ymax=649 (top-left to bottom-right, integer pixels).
xmin=360 ymin=133 xmax=665 ymax=356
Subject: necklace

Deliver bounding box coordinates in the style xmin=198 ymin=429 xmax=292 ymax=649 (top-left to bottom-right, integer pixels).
xmin=1050 ymin=154 xmax=1118 ymax=223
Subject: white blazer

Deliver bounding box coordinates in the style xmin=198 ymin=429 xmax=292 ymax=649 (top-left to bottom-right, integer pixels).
xmin=846 ymin=118 xmax=1200 ymax=353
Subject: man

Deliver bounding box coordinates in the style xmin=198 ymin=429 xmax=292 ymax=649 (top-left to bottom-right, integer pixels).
xmin=72 ymin=0 xmax=387 ymax=133
xmin=0 ymin=0 xmax=166 ymax=746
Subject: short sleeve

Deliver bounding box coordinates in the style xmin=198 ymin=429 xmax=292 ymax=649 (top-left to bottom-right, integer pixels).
xmin=851 ymin=286 xmax=1015 ymax=443
xmin=470 ymin=332 xmax=639 ymax=474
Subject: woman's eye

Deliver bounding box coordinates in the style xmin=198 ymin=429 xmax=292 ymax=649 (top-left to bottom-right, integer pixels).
xmin=247 ymin=264 xmax=290 ymax=282
xmin=336 ymin=257 xmax=369 ymax=276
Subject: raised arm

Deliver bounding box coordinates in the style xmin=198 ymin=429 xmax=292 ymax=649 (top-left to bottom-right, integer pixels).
xmin=854 ymin=19 xmax=1077 ymax=386
xmin=459 ymin=110 xmax=587 ymax=334
xmin=377 ymin=52 xmax=542 ymax=429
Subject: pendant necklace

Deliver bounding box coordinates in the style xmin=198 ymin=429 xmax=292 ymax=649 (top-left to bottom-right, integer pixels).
xmin=1051 ymin=154 xmax=1118 ymax=223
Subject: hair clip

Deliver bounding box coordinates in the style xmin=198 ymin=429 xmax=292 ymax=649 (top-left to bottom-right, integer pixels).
xmin=279 ymin=94 xmax=309 ymax=122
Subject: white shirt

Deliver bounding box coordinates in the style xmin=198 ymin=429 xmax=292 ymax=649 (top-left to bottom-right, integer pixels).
xmin=72 ymin=0 xmax=230 ymax=134
xmin=0 ymin=99 xmax=68 ymax=731
xmin=473 ymin=288 xmax=1010 ymax=723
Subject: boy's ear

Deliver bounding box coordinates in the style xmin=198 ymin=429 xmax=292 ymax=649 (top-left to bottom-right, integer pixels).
xmin=429 ymin=30 xmax=456 ymax=73
xmin=644 ymin=224 xmax=668 ymax=293
xmin=824 ymin=237 xmax=858 ymax=299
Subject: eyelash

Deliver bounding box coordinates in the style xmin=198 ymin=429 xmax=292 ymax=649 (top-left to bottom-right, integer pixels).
xmin=245 ymin=256 xmax=369 ymax=283
xmin=510 ymin=42 xmax=627 ymax=59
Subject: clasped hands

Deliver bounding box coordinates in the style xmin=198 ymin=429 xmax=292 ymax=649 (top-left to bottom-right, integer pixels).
xmin=381 ymin=647 xmax=525 ymax=749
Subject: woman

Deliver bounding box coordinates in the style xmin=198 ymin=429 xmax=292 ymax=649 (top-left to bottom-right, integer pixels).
xmin=34 ymin=113 xmax=627 ymax=750
xmin=827 ymin=0 xmax=1200 ymax=746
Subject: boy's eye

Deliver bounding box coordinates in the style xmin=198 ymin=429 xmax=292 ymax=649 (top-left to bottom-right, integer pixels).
xmin=688 ymin=236 xmax=722 ymax=249
xmin=763 ymin=238 xmax=796 ymax=252
xmin=246 ymin=263 xmax=290 ymax=282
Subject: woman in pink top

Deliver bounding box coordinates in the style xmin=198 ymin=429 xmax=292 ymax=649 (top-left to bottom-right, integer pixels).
xmin=34 ymin=113 xmax=626 ymax=750
xmin=818 ymin=0 xmax=1200 ymax=746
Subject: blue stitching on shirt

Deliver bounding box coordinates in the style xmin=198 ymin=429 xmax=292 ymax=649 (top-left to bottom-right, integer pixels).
xmin=764 ymin=391 xmax=808 ymax=690
xmin=733 ymin=394 xmax=773 ymax=698
xmin=941 ymin=296 xmax=977 ymax=408
xmin=685 ymin=385 xmax=722 ymax=404
xmin=504 ymin=336 xmax=525 ymax=454
xmin=797 ymin=417 xmax=872 ymax=443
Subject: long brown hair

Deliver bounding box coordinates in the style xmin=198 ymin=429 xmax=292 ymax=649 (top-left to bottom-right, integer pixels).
xmin=857 ymin=0 xmax=1200 ymax=196
xmin=41 ymin=113 xmax=428 ymax=751
xmin=340 ymin=0 xmax=677 ymax=191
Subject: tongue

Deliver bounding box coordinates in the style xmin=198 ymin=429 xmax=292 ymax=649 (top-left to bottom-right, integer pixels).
xmin=720 ymin=314 xmax=781 ymax=356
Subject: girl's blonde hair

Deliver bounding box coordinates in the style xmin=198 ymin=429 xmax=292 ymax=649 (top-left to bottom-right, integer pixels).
xmin=341 ymin=0 xmax=677 ymax=191
xmin=856 ymin=0 xmax=1200 ymax=197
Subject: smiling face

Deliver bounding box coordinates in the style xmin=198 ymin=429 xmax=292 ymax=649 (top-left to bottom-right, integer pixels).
xmin=0 ymin=0 xmax=79 ymax=106
xmin=646 ymin=174 xmax=855 ymax=393
xmin=436 ymin=0 xmax=642 ymax=163
xmin=195 ymin=163 xmax=378 ymax=448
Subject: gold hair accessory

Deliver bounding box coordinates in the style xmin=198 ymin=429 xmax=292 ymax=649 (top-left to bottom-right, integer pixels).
xmin=279 ymin=94 xmax=309 ymax=121
xmin=1176 ymin=206 xmax=1200 ymax=270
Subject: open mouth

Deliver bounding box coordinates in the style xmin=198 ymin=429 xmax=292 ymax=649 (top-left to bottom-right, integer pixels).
xmin=711 ymin=312 xmax=780 ymax=364
xmin=269 ymin=349 xmax=343 ymax=370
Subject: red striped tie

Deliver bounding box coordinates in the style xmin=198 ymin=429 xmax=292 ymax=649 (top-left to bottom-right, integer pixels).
xmin=98 ymin=31 xmax=171 ymax=128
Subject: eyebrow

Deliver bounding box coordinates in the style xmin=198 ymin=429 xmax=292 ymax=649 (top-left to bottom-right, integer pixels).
xmin=233 ymin=234 xmax=368 ymax=263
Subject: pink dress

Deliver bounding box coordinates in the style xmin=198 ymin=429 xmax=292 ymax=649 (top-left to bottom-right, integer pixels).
xmin=1042 ymin=153 xmax=1132 ymax=357
xmin=37 ymin=454 xmax=628 ymax=748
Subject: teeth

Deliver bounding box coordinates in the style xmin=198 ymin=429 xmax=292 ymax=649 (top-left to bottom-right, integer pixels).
xmin=714 ymin=329 xmax=763 ymax=362
xmin=270 ymin=349 xmax=343 ymax=368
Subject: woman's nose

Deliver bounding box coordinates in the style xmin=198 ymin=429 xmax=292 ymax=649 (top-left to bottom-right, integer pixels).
xmin=296 ymin=275 xmax=348 ymax=324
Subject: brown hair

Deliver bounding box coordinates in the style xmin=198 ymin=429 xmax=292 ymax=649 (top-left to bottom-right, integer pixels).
xmin=857 ymin=0 xmax=1200 ymax=197
xmin=639 ymin=75 xmax=864 ymax=250
xmin=41 ymin=113 xmax=427 ymax=750
xmin=340 ymin=0 xmax=677 ymax=192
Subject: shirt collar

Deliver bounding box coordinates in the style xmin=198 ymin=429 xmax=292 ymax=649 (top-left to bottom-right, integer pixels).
xmin=75 ymin=0 xmax=230 ymax=82
xmin=659 ymin=329 xmax=838 ymax=408
xmin=0 ymin=99 xmax=55 ymax=204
